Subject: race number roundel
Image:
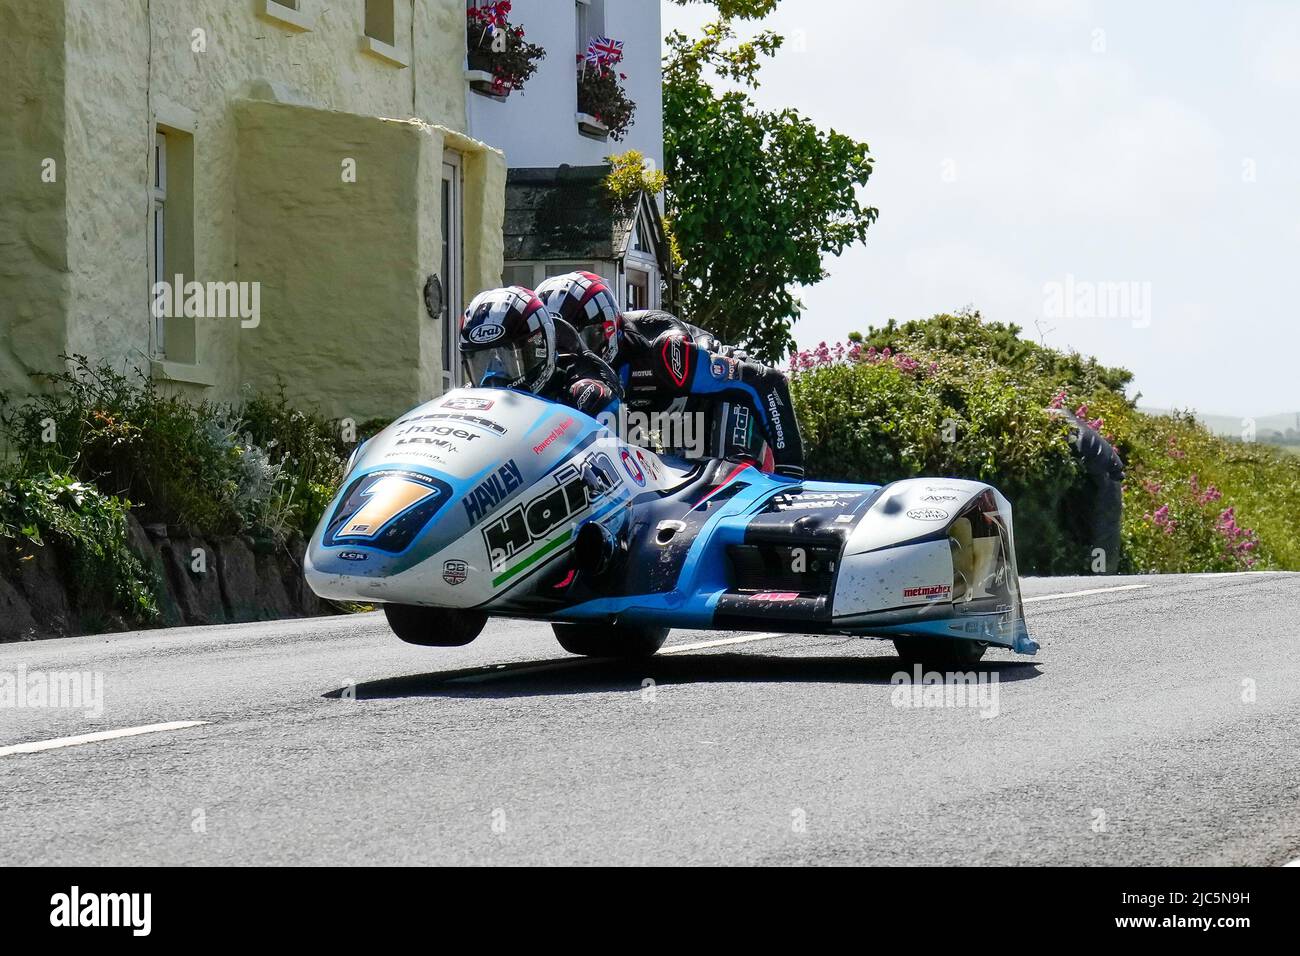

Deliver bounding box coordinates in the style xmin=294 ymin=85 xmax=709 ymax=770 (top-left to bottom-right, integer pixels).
xmin=620 ymin=449 xmax=646 ymax=486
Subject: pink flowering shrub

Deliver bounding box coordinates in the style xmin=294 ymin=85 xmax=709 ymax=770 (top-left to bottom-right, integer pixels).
xmin=789 ymin=312 xmax=1300 ymax=573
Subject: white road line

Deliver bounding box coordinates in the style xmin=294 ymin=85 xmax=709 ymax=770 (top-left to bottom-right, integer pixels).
xmin=420 ymin=584 xmax=1163 ymax=685
xmin=0 ymin=720 xmax=210 ymax=757
xmin=1023 ymin=584 xmax=1150 ymax=604
xmin=1285 ymin=859 xmax=1300 ymax=867
xmin=661 ymin=632 xmax=785 ymax=654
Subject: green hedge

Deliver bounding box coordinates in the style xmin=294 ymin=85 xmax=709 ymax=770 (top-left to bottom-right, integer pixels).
xmin=1 ymin=357 xmax=347 ymax=542
xmin=792 ymin=354 xmax=1087 ymax=574
xmin=793 ymin=312 xmax=1300 ymax=574
xmin=0 ymin=471 xmax=159 ymax=627
xmin=1 ymin=358 xmax=352 ymax=625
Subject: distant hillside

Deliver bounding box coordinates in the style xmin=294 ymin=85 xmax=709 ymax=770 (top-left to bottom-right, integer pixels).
xmin=1140 ymin=408 xmax=1300 ymax=444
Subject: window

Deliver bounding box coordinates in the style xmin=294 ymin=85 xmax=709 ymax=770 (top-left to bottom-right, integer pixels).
xmin=626 ymin=268 xmax=649 ymax=311
xmin=575 ymin=0 xmax=605 ymax=60
xmin=151 ymin=127 xmax=196 ymax=364
xmin=259 ymin=0 xmax=313 ymax=32
xmin=441 ymin=155 xmax=464 ymax=391
xmin=152 ymin=133 xmax=166 ymax=354
xmin=502 ymin=265 xmax=535 ymax=288
xmin=364 ymin=0 xmax=395 ymax=46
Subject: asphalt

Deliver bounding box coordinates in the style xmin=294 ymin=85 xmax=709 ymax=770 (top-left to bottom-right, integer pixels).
xmin=1 ymin=573 xmax=1298 ymax=866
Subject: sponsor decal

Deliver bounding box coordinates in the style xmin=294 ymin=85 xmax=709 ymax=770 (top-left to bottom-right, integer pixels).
xmin=324 ymin=470 xmax=451 ymax=553
xmin=419 ymin=412 xmax=507 ymax=435
xmin=483 ymin=452 xmax=621 ymax=576
xmin=442 ymin=559 xmax=469 ymax=586
xmin=903 ymin=584 xmax=952 ymax=600
xmin=766 ymin=391 xmax=787 ymax=450
xmin=920 ymin=493 xmax=958 ymax=503
xmin=751 ymin=592 xmax=800 ymax=602
xmin=576 ymin=381 xmax=602 ymax=410
xmin=620 ymin=448 xmax=646 ymax=486
xmin=531 ymin=416 xmax=575 ymax=455
xmin=663 ymin=335 xmax=690 ymax=387
xmin=338 ymin=551 xmax=369 ymax=562
xmin=463 ymin=459 xmax=524 ymax=525
xmin=709 ymin=356 xmax=729 ymax=380
xmin=468 ymin=322 xmax=505 ymax=344
xmin=392 ymin=422 xmax=482 ymax=456
xmin=772 ymin=490 xmax=863 ymax=511
xmin=441 ymin=396 xmax=494 ymax=411
xmin=907 ymin=508 xmax=950 ymax=521
xmin=731 ymin=404 xmax=752 ymax=450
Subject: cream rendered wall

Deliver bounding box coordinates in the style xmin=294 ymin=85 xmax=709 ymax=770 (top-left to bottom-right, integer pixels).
xmin=0 ymin=0 xmax=71 ymax=399
xmin=3 ymin=0 xmax=504 ymax=412
xmin=235 ymin=102 xmax=425 ymax=420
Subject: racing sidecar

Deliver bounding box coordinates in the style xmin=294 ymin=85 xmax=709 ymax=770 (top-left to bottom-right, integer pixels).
xmin=304 ymin=388 xmax=1038 ymax=664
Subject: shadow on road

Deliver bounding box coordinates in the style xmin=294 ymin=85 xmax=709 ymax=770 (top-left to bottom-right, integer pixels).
xmin=323 ymin=653 xmax=1043 ymax=700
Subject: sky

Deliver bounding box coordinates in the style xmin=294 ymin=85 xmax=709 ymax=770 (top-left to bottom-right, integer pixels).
xmin=660 ymin=0 xmax=1300 ymax=417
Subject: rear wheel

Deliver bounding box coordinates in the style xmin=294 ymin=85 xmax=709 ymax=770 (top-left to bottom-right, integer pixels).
xmin=553 ymin=622 xmax=669 ymax=658
xmin=384 ymin=605 xmax=487 ymax=647
xmin=892 ymin=636 xmax=987 ymax=667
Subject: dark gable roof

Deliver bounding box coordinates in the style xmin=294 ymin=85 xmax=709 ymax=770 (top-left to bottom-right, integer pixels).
xmin=505 ymin=164 xmax=664 ymax=265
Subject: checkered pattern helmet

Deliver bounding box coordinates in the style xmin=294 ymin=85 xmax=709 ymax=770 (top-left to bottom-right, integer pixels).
xmin=534 ymin=271 xmax=621 ymax=364
xmin=459 ymin=286 xmax=556 ymax=394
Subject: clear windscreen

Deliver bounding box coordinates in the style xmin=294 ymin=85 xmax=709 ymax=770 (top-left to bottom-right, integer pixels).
xmin=463 ymin=344 xmax=527 ymax=388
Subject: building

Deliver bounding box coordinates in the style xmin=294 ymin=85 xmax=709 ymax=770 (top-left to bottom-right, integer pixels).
xmin=464 ymin=0 xmax=671 ymax=311
xmin=502 ymin=165 xmax=674 ymax=312
xmin=0 ymin=0 xmax=508 ymax=420
xmin=465 ymin=0 xmax=662 ymax=172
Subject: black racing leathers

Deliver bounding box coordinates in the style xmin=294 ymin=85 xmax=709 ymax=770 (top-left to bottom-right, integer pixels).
xmin=615 ymin=310 xmax=805 ymax=478
xmin=537 ymin=318 xmax=623 ymax=418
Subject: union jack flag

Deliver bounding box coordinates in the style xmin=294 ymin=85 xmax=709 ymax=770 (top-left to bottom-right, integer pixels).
xmin=585 ymin=36 xmax=624 ymax=67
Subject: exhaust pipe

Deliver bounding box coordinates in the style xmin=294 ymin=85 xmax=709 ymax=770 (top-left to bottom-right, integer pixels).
xmin=575 ymin=521 xmax=623 ymax=578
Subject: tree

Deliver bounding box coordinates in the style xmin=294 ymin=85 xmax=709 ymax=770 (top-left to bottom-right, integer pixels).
xmin=664 ymin=1 xmax=877 ymax=362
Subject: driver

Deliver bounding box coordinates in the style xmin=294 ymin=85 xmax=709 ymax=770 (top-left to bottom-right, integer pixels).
xmin=534 ymin=271 xmax=805 ymax=478
xmin=459 ymin=286 xmax=621 ymax=417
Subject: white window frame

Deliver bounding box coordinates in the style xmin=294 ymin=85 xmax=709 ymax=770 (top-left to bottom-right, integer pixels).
xmin=361 ymin=0 xmax=409 ymax=67
xmin=152 ymin=131 xmax=167 ymax=356
xmin=259 ymin=0 xmax=313 ymax=32
xmin=441 ymin=153 xmax=464 ymax=392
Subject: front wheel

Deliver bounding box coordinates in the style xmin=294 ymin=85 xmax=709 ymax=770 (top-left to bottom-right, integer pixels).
xmin=553 ymin=622 xmax=669 ymax=658
xmin=384 ymin=604 xmax=487 ymax=647
xmin=892 ymin=636 xmax=987 ymax=667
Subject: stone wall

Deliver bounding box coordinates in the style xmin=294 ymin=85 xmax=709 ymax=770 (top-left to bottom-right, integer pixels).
xmin=0 ymin=515 xmax=331 ymax=643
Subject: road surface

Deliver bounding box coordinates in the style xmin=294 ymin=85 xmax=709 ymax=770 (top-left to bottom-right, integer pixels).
xmin=2 ymin=573 xmax=1298 ymax=865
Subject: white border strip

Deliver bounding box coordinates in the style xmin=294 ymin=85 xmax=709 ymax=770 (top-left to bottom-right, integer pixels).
xmin=0 ymin=720 xmax=210 ymax=757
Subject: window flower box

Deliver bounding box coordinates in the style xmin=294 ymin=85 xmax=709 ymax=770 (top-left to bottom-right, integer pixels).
xmin=575 ymin=59 xmax=635 ymax=141
xmin=465 ymin=1 xmax=545 ymax=99
xmin=575 ymin=112 xmax=609 ymax=140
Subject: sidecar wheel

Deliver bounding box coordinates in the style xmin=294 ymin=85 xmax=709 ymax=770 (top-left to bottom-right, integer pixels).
xmin=892 ymin=636 xmax=987 ymax=667
xmin=384 ymin=605 xmax=487 ymax=647
xmin=553 ymin=622 xmax=669 ymax=658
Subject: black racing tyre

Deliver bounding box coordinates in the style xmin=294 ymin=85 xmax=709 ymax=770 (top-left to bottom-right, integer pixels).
xmin=892 ymin=636 xmax=987 ymax=667
xmin=553 ymin=622 xmax=669 ymax=658
xmin=383 ymin=604 xmax=488 ymax=647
